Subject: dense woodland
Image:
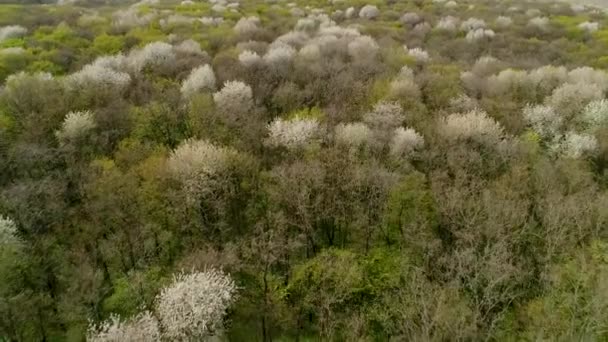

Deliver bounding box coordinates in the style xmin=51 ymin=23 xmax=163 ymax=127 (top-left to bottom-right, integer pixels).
xmin=1 ymin=0 xmax=608 ymax=340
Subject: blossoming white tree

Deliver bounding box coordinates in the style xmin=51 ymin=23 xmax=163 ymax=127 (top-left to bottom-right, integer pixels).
xmin=55 ymin=110 xmax=97 ymax=144
xmin=389 ymin=127 xmax=425 ymax=158
xmin=87 ymin=312 xmax=160 ymax=342
xmin=267 ymin=117 xmax=320 ymax=150
xmin=438 ymin=110 xmax=504 ymax=146
xmin=156 ymin=269 xmax=237 ymax=341
xmin=181 ymin=64 xmax=216 ymax=98
xmin=0 ymin=216 xmax=20 ymax=246
xmin=213 ymin=81 xmax=254 ymax=116
xmin=335 ymin=122 xmax=372 ymax=148
xmin=167 ymin=139 xmax=238 ymax=200
xmin=523 ymin=104 xmax=562 ymax=139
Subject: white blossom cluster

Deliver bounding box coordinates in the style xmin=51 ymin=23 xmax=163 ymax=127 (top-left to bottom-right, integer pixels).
xmin=213 ymin=81 xmax=254 ymax=116
xmin=581 ymin=99 xmax=608 ymax=127
xmin=495 ymin=16 xmax=513 ymax=28
xmin=0 ymin=47 xmax=25 ymax=55
xmin=359 ymin=5 xmax=379 ymax=20
xmin=56 ymin=110 xmax=97 ymax=144
xmin=199 ymin=17 xmax=224 ymax=26
xmin=4 ymin=72 xmax=53 ymax=99
xmin=87 ymin=312 xmax=161 ymax=342
xmin=267 ymin=116 xmax=320 ymax=149
xmin=112 ymin=8 xmax=155 ymax=30
xmin=523 ymin=104 xmax=562 ymax=139
xmin=348 ymin=35 xmax=379 ymax=63
xmin=578 ymin=21 xmax=600 ymax=33
xmin=405 ymin=46 xmax=430 ymax=63
xmin=466 ymin=28 xmax=495 ymax=42
xmin=436 ymin=16 xmax=459 ymax=31
xmin=173 ymin=39 xmax=206 ymax=56
xmin=168 ymin=139 xmax=239 ymax=199
xmin=460 ymin=17 xmax=486 ymax=31
xmin=156 ymin=270 xmax=237 ymax=340
xmin=0 ymin=25 xmax=27 ymax=42
xmin=466 ymin=64 xmax=608 ymax=99
xmin=0 ymin=216 xmax=21 ymax=246
xmin=389 ymin=127 xmax=425 ymax=158
xmin=363 ymin=102 xmax=406 ymax=132
xmin=238 ymin=50 xmax=263 ymax=67
xmin=400 ymin=12 xmax=421 ymax=26
xmin=334 ymin=122 xmax=372 ymax=149
xmin=389 ymin=66 xmax=421 ymax=99
xmin=263 ymin=44 xmax=297 ymax=70
xmin=552 ymin=132 xmax=599 ymax=159
xmin=181 ymin=64 xmax=216 ymax=98
xmin=234 ymin=16 xmax=261 ymax=36
xmin=88 ymin=269 xmax=236 ymax=341
xmin=528 ymin=16 xmax=550 ymax=31
xmin=444 ymin=1 xmax=458 ymax=9
xmin=65 ymin=63 xmax=131 ymax=93
xmin=129 ymin=41 xmax=176 ymax=72
xmin=449 ymin=94 xmax=479 ymax=113
xmin=438 ymin=110 xmax=505 ymax=146
xmin=546 ymin=83 xmax=603 ymax=117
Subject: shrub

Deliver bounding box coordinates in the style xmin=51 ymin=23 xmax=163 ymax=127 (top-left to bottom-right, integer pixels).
xmin=359 ymin=5 xmax=380 ymax=20
xmin=263 ymin=44 xmax=296 ymax=70
xmin=274 ymin=31 xmax=310 ymax=49
xmin=460 ymin=18 xmax=486 ymax=31
xmin=213 ymin=81 xmax=253 ymax=116
xmin=112 ymin=8 xmax=155 ymax=30
xmin=233 ymin=16 xmax=261 ymax=36
xmin=55 ymin=110 xmax=96 ymax=144
xmin=266 ymin=116 xmax=320 ymax=150
xmin=471 ymin=56 xmax=503 ymax=77
xmin=238 ymin=50 xmax=262 ymax=67
xmin=528 ymin=17 xmax=550 ymax=31
xmin=578 ymin=21 xmax=599 ymax=33
xmin=87 ymin=312 xmax=160 ymax=342
xmin=181 ymin=65 xmax=216 ymax=98
xmin=348 ymin=35 xmax=379 ymax=63
xmin=465 ymin=28 xmax=495 ymax=42
xmin=495 ymin=16 xmax=513 ymax=28
xmin=436 ymin=16 xmax=459 ymax=31
xmin=174 ymin=39 xmax=207 ymax=56
xmin=156 ymin=270 xmax=237 ymax=340
xmin=400 ymin=12 xmax=421 ymax=26
xmin=406 ymin=47 xmax=430 ymax=63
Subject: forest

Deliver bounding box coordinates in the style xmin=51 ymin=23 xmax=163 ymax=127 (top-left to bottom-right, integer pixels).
xmin=1 ymin=0 xmax=608 ymax=340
